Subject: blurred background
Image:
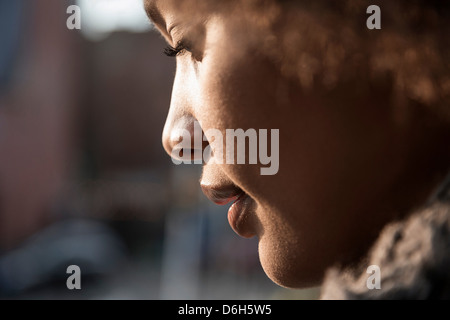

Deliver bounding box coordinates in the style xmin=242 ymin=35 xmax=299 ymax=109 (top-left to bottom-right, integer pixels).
xmin=0 ymin=0 xmax=318 ymax=299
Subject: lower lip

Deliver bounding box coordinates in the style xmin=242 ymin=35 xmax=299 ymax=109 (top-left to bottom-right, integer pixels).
xmin=227 ymin=193 xmax=254 ymax=238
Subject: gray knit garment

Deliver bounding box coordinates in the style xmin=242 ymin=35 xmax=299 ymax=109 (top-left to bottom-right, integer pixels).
xmin=321 ymin=175 xmax=450 ymax=299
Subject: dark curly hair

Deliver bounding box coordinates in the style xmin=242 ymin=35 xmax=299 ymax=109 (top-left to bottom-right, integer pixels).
xmin=232 ymin=0 xmax=450 ymax=120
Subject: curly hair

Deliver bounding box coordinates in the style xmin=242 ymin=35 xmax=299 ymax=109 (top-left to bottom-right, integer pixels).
xmin=232 ymin=0 xmax=450 ymax=120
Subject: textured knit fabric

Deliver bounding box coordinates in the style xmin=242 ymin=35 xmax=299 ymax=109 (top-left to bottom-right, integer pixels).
xmin=321 ymin=173 xmax=450 ymax=299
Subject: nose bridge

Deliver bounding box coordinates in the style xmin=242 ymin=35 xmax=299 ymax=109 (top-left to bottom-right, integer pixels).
xmin=162 ymin=62 xmax=206 ymax=161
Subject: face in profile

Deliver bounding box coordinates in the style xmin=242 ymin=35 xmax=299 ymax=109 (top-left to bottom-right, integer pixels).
xmin=145 ymin=0 xmax=450 ymax=288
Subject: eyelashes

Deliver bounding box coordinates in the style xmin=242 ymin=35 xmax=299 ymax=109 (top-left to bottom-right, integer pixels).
xmin=164 ymin=41 xmax=189 ymax=57
xmin=163 ymin=40 xmax=203 ymax=62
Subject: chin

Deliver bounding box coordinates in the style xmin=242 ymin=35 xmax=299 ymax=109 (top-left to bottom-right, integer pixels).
xmin=257 ymin=235 xmax=325 ymax=289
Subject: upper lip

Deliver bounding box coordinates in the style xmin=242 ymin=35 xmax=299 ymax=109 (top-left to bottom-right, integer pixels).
xmin=200 ymin=183 xmax=245 ymax=205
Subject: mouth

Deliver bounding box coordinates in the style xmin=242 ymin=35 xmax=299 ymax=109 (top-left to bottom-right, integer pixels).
xmin=200 ymin=182 xmax=255 ymax=238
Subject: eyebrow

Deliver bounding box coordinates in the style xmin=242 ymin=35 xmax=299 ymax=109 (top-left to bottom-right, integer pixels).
xmin=143 ymin=0 xmax=166 ymax=30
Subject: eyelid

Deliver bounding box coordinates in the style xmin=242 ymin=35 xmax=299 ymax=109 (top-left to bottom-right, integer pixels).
xmin=163 ymin=41 xmax=191 ymax=57
xmin=167 ymin=23 xmax=176 ymax=38
xmin=164 ymin=24 xmax=205 ymax=61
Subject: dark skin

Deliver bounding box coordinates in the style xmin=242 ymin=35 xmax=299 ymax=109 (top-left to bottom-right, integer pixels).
xmin=145 ymin=0 xmax=450 ymax=287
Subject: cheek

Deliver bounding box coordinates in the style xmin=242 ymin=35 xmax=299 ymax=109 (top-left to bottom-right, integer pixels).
xmin=197 ymin=43 xmax=284 ymax=192
xmin=197 ymin=17 xmax=280 ymax=130
xmin=200 ymin=54 xmax=278 ymax=126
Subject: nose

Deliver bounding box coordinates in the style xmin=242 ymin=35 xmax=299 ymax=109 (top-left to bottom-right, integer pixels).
xmin=162 ymin=58 xmax=208 ymax=163
xmin=162 ymin=113 xmax=208 ymax=164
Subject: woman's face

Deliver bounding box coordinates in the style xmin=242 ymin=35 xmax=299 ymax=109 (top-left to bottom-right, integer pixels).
xmin=145 ymin=0 xmax=414 ymax=287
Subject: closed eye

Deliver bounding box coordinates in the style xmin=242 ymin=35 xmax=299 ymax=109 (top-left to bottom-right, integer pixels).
xmin=164 ymin=41 xmax=189 ymax=57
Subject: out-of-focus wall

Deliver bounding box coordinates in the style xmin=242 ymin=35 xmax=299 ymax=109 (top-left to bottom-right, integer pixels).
xmin=0 ymin=1 xmax=176 ymax=248
xmin=0 ymin=1 xmax=79 ymax=249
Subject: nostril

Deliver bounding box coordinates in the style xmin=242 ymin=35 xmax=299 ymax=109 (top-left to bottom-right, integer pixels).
xmin=171 ymin=146 xmax=205 ymax=164
xmin=163 ymin=117 xmax=209 ymax=164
